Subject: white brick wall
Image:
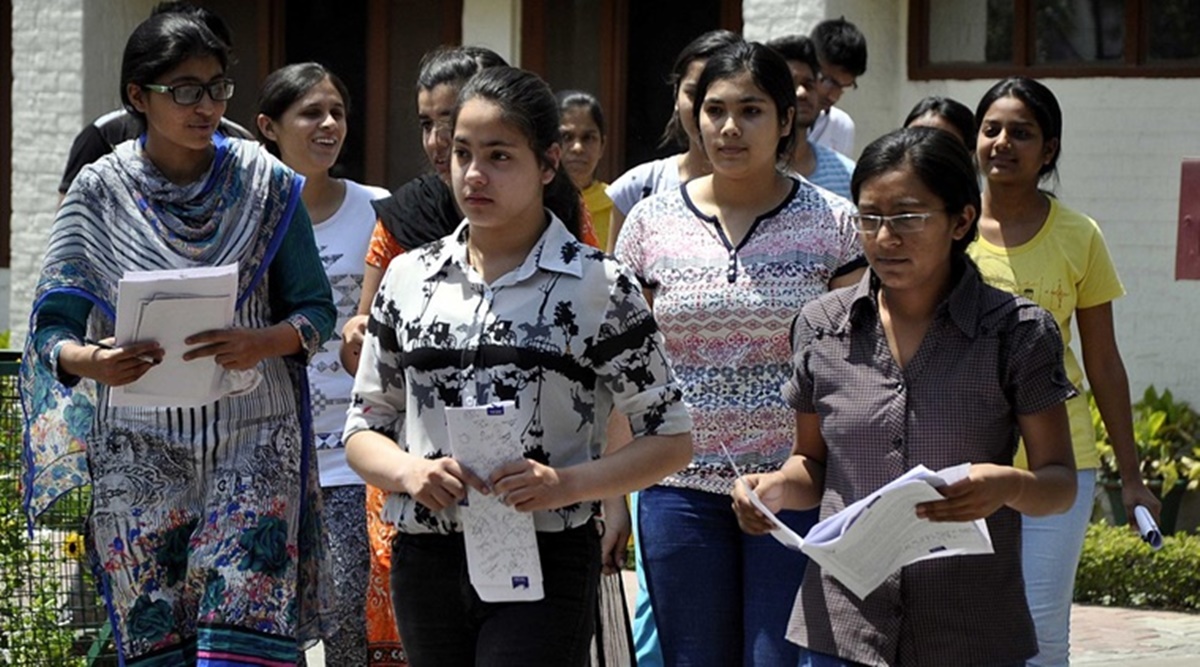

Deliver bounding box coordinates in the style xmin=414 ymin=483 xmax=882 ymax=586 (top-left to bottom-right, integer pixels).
xmin=9 ymin=0 xmax=84 ymax=345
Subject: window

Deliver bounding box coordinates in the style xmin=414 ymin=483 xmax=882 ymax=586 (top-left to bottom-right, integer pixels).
xmin=910 ymin=0 xmax=1200 ymax=79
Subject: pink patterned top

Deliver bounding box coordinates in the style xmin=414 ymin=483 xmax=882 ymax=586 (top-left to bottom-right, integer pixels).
xmin=615 ymin=177 xmax=860 ymax=494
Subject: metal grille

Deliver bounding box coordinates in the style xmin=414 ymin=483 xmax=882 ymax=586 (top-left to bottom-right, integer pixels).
xmin=0 ymin=350 xmax=116 ymax=666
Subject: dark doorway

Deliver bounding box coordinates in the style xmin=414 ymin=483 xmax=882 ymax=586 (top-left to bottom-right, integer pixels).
xmin=622 ymin=0 xmax=736 ymax=171
xmin=283 ymin=0 xmax=369 ymax=183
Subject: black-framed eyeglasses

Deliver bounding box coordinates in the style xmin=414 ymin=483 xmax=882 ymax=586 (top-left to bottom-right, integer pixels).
xmin=852 ymin=212 xmax=938 ymax=235
xmin=141 ymin=79 xmax=235 ymax=105
xmin=817 ymin=71 xmax=857 ymax=92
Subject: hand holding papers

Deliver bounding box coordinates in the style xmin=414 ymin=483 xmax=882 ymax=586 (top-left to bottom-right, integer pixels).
xmin=1134 ymin=505 xmax=1164 ymax=550
xmin=729 ymin=447 xmax=994 ymax=600
xmin=109 ymin=264 xmax=239 ymax=408
xmin=446 ymin=401 xmax=545 ymax=602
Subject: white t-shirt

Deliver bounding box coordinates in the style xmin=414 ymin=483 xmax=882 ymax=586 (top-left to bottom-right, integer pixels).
xmin=809 ymin=106 xmax=856 ymax=158
xmin=606 ymin=156 xmax=682 ymax=216
xmin=310 ymin=179 xmax=390 ymax=487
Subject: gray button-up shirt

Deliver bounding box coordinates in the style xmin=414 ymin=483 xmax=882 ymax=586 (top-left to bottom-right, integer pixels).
xmin=783 ymin=259 xmax=1077 ymax=667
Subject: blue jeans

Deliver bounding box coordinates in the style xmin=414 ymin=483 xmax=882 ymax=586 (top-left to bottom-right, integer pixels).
xmin=629 ymin=491 xmax=665 ymax=667
xmin=639 ymin=485 xmax=817 ymax=666
xmin=1022 ymin=469 xmax=1097 ymax=667
xmin=389 ymin=524 xmax=600 ymax=667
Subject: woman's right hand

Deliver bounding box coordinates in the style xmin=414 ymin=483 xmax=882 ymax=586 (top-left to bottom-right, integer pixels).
xmin=340 ymin=314 xmax=369 ymax=376
xmin=403 ymin=457 xmax=490 ymax=512
xmin=732 ymin=472 xmax=786 ymax=535
xmin=59 ymin=339 xmax=163 ymax=386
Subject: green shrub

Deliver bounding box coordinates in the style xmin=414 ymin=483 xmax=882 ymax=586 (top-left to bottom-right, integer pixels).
xmin=1074 ymin=522 xmax=1200 ymax=610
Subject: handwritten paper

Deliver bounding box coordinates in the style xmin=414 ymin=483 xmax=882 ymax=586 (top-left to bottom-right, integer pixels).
xmin=446 ymin=401 xmax=544 ymax=602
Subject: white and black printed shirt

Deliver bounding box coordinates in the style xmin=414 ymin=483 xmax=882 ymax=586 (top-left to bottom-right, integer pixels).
xmin=344 ymin=214 xmax=692 ymax=535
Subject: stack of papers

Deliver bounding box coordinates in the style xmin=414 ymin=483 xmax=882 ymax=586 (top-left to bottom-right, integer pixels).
xmin=446 ymin=401 xmax=545 ymax=602
xmin=744 ymin=463 xmax=994 ymax=599
xmin=109 ymin=264 xmax=238 ymax=408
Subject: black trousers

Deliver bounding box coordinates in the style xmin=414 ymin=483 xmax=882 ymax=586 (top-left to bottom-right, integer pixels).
xmin=390 ymin=522 xmax=601 ymax=667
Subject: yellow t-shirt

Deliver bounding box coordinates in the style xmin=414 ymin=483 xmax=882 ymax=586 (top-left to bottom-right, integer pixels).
xmin=968 ymin=197 xmax=1125 ymax=470
xmin=582 ymin=180 xmax=614 ymax=249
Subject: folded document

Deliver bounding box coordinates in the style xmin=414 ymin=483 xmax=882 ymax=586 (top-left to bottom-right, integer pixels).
xmin=744 ymin=462 xmax=994 ymax=599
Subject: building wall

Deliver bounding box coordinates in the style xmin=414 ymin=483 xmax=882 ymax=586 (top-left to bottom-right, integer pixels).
xmin=8 ymin=0 xmax=152 ymax=344
xmin=747 ymin=0 xmax=1200 ymax=404
xmin=9 ymin=0 xmax=85 ymax=344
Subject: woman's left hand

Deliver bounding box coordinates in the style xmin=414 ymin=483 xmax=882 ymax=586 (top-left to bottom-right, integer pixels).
xmin=599 ymin=497 xmax=631 ymax=575
xmin=915 ymin=463 xmax=1020 ymax=522
xmin=1122 ymin=480 xmax=1163 ymax=527
xmin=184 ymin=328 xmax=271 ymax=370
xmin=490 ymin=459 xmax=571 ymax=512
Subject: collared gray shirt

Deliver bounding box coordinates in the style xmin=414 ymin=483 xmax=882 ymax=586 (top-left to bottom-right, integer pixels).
xmin=783 ymin=259 xmax=1077 ymax=667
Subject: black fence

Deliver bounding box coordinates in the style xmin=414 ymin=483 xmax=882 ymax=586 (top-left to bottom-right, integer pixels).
xmin=0 ymin=350 xmax=116 ymax=666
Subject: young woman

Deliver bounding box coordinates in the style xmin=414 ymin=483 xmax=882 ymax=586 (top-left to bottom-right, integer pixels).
xmin=558 ymin=90 xmax=613 ymax=247
xmin=604 ymin=29 xmax=742 ymax=254
xmin=22 ymin=13 xmax=335 ymax=664
xmin=734 ymin=127 xmax=1078 ymax=667
xmin=256 ymin=62 xmax=389 ymax=667
xmin=969 ymin=77 xmax=1160 ymax=667
xmin=615 ymin=42 xmax=862 ymax=665
xmin=903 ymin=95 xmax=976 ymax=150
xmin=344 ymin=66 xmax=693 ymax=667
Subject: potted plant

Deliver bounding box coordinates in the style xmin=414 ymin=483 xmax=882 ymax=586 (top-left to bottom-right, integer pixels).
xmin=1092 ymin=386 xmax=1200 ymax=534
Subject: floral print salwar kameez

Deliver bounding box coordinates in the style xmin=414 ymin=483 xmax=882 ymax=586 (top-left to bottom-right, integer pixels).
xmin=21 ymin=135 xmax=337 ymax=666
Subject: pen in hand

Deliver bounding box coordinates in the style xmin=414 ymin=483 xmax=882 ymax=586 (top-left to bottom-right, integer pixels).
xmin=85 ymin=339 xmax=159 ymax=366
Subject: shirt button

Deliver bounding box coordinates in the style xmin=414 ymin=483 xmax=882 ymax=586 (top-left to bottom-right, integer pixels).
xmin=892 ymin=436 xmax=904 ymax=449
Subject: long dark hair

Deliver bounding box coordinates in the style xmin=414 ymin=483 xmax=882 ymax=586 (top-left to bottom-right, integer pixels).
xmin=556 ymin=90 xmax=606 ymax=139
xmin=416 ymin=45 xmax=508 ymax=94
xmin=455 ymin=67 xmax=581 ymax=238
xmin=120 ymin=13 xmax=231 ymax=124
xmin=975 ymin=76 xmax=1063 ymax=181
xmin=852 ymin=127 xmax=980 ymax=256
xmin=692 ymin=41 xmax=798 ymax=161
xmin=904 ymin=96 xmax=976 ymax=151
xmin=659 ymin=30 xmax=743 ymax=149
xmin=256 ymin=62 xmax=351 ymax=157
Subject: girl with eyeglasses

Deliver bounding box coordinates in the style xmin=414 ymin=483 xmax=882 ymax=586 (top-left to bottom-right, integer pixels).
xmin=734 ymin=127 xmax=1077 ymax=667
xmin=969 ymin=77 xmax=1159 ymax=667
xmin=616 ymin=41 xmax=863 ymax=665
xmin=21 ymin=13 xmax=336 ymax=664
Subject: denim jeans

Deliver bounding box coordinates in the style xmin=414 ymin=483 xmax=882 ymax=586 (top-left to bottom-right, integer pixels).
xmin=1022 ymin=468 xmax=1097 ymax=667
xmin=629 ymin=491 xmax=665 ymax=667
xmin=389 ymin=523 xmax=600 ymax=667
xmin=639 ymin=484 xmax=817 ymax=666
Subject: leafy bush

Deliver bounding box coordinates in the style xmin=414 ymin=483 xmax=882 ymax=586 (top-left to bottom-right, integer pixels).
xmin=1092 ymin=386 xmax=1200 ymax=492
xmin=1074 ymin=522 xmax=1200 ymax=611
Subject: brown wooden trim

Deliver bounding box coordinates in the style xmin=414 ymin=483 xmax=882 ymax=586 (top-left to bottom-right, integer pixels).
xmin=599 ymin=0 xmax=628 ymax=182
xmin=909 ymin=0 xmax=1200 ymax=81
xmin=1 ymin=0 xmax=11 ymax=268
xmin=443 ymin=0 xmax=464 ymax=45
xmin=719 ymin=0 xmax=743 ymax=35
xmin=1015 ymin=0 xmax=1032 ymax=66
xmin=256 ymin=0 xmax=286 ymax=82
xmin=364 ymin=0 xmax=389 ymax=185
xmin=520 ymin=0 xmax=546 ymax=74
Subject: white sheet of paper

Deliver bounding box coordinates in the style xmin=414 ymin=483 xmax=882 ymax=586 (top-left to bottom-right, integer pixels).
xmin=1134 ymin=505 xmax=1163 ymax=550
xmin=109 ymin=264 xmax=237 ymax=408
xmin=446 ymin=401 xmax=544 ymax=602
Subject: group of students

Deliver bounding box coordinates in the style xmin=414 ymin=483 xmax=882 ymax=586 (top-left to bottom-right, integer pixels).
xmin=18 ymin=3 xmax=1157 ymax=667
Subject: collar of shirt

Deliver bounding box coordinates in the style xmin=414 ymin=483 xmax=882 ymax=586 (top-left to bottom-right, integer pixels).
xmin=839 ymin=256 xmax=987 ymax=339
xmin=418 ymin=211 xmax=585 ymax=285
